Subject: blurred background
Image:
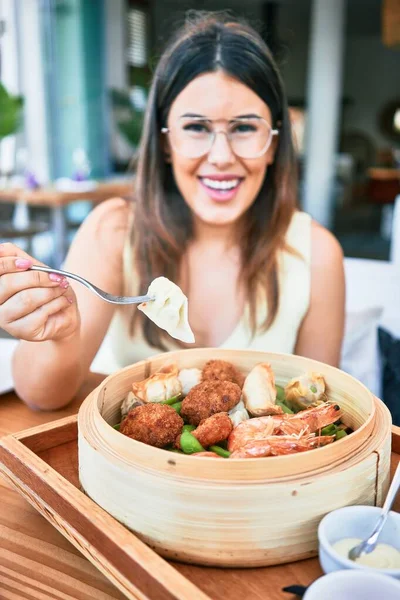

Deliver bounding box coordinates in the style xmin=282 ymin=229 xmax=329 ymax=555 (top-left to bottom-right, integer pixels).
xmin=0 ymin=0 xmax=399 ymax=268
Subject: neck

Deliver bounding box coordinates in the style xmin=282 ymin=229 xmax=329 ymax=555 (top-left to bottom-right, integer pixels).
xmin=192 ymin=216 xmax=241 ymax=250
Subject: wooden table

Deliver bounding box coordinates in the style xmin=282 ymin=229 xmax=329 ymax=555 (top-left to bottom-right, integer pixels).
xmin=0 ymin=375 xmax=399 ymax=600
xmin=367 ymin=168 xmax=400 ymax=204
xmin=367 ymin=168 xmax=400 ymax=181
xmin=0 ymin=179 xmax=133 ymax=267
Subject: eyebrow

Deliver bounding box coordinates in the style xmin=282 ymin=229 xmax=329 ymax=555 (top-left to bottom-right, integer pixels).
xmin=180 ymin=112 xmax=262 ymax=120
xmin=233 ymin=113 xmax=262 ymax=119
xmin=181 ymin=113 xmax=207 ymax=119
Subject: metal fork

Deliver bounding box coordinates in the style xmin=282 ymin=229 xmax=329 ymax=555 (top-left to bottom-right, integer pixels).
xmin=348 ymin=462 xmax=400 ymax=561
xmin=30 ymin=265 xmax=154 ymax=305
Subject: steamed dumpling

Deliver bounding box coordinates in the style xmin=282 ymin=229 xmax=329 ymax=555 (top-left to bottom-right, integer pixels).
xmin=138 ymin=277 xmax=195 ymax=344
xmin=121 ymin=391 xmax=143 ymax=419
xmin=228 ymin=399 xmax=250 ymax=427
xmin=131 ymin=363 xmax=182 ymax=403
xmin=284 ymin=372 xmax=326 ymax=410
xmin=178 ymin=368 xmax=202 ymax=396
xmin=242 ymin=363 xmax=283 ymax=416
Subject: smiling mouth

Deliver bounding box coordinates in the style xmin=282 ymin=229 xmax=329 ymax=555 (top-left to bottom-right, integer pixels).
xmin=199 ymin=177 xmax=243 ymax=191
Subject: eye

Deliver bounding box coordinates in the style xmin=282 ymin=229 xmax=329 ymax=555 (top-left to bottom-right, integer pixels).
xmin=231 ymin=122 xmax=257 ymax=134
xmin=182 ymin=122 xmax=210 ymax=134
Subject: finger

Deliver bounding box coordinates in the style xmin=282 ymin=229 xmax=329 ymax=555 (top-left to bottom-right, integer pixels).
xmin=9 ymin=294 xmax=74 ymax=340
xmin=0 ymin=242 xmax=45 ymax=263
xmin=0 ymin=285 xmax=71 ymax=324
xmin=0 ymin=255 xmax=50 ymax=277
xmin=0 ymin=268 xmax=69 ymax=304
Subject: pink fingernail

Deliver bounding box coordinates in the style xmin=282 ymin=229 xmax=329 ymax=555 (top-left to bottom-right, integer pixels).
xmin=15 ymin=258 xmax=33 ymax=269
xmin=49 ymin=273 xmax=63 ymax=282
xmin=59 ymin=279 xmax=69 ymax=289
xmin=67 ymin=297 xmax=73 ymax=304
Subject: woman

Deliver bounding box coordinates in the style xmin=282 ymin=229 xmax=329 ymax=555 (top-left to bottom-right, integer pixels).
xmin=0 ymin=13 xmax=345 ymax=409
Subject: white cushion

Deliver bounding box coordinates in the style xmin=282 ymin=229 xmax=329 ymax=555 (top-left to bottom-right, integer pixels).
xmin=344 ymin=257 xmax=400 ymax=337
xmin=340 ymin=307 xmax=383 ymax=397
xmin=342 ymin=255 xmax=400 ymax=396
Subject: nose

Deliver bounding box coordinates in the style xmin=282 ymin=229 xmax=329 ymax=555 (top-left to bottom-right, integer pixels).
xmin=207 ymin=131 xmax=235 ymax=166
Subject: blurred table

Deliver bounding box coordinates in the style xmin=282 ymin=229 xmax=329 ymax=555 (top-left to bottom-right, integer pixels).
xmin=0 ymin=179 xmax=133 ymax=266
xmin=367 ymin=169 xmax=400 ymax=240
xmin=367 ymin=168 xmax=400 ymax=204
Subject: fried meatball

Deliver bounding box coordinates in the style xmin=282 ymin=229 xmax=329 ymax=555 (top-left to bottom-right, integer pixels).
xmin=180 ymin=380 xmax=241 ymax=426
xmin=202 ymin=359 xmax=245 ymax=389
xmin=120 ymin=403 xmax=183 ymax=448
xmin=192 ymin=412 xmax=233 ymax=448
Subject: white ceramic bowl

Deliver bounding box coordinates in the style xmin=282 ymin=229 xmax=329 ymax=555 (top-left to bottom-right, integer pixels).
xmin=318 ymin=505 xmax=400 ymax=579
xmin=303 ymin=570 xmax=400 ymax=600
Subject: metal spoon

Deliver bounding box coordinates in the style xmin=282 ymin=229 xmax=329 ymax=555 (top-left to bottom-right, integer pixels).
xmin=348 ymin=462 xmax=400 ymax=561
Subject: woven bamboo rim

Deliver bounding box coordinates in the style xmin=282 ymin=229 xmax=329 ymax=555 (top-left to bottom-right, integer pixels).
xmin=79 ymin=349 xmax=377 ymax=481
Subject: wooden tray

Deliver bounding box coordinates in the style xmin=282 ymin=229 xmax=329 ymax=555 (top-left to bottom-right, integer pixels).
xmin=0 ymin=418 xmax=399 ymax=600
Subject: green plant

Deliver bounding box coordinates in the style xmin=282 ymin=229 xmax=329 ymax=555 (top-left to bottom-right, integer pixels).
xmin=0 ymin=82 xmax=24 ymax=140
xmin=110 ymin=88 xmax=145 ymax=149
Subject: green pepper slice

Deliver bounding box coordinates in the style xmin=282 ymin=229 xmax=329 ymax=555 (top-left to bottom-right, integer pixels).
xmin=161 ymin=394 xmax=182 ymax=405
xmin=209 ymin=445 xmax=231 ymax=458
xmin=180 ymin=430 xmax=204 ymax=454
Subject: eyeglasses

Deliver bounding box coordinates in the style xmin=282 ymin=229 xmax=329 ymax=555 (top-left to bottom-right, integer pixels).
xmin=161 ymin=116 xmax=279 ymax=159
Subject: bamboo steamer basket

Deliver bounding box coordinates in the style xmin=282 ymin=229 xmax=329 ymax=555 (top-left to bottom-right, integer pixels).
xmin=78 ymin=349 xmax=392 ymax=567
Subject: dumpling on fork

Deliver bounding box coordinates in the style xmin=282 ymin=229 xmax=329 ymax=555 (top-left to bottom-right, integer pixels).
xmin=242 ymin=363 xmax=283 ymax=416
xmin=284 ymin=372 xmax=327 ymax=411
xmin=138 ymin=277 xmax=195 ymax=344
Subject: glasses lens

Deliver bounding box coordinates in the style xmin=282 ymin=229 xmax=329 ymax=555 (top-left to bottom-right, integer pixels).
xmin=167 ymin=117 xmax=273 ymax=159
xmin=229 ymin=119 xmax=272 ymax=158
xmin=169 ymin=117 xmax=213 ymax=158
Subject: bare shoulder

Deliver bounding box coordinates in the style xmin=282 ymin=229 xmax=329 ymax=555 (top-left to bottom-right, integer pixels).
xmin=82 ymin=197 xmax=130 ymax=239
xmin=75 ymin=198 xmax=130 ymax=251
xmin=310 ymin=220 xmax=344 ymax=271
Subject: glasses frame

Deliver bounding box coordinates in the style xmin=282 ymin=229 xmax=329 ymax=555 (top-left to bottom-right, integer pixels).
xmin=161 ymin=116 xmax=279 ymax=159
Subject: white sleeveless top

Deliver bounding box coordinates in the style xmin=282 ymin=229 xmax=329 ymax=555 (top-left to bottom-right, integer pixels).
xmin=91 ymin=211 xmax=312 ymax=374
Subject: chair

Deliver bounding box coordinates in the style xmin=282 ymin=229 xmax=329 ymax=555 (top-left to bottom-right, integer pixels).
xmin=0 ymin=202 xmax=49 ymax=255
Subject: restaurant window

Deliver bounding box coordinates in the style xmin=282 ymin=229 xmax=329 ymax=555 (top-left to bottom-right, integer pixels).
xmin=127 ymin=4 xmax=149 ymax=112
xmin=110 ymin=1 xmax=151 ymax=170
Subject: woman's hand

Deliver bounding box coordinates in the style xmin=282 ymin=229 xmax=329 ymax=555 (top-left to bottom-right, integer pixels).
xmin=0 ymin=242 xmax=80 ymax=342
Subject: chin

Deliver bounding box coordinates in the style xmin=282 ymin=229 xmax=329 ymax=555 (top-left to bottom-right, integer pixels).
xmin=196 ymin=208 xmax=243 ymax=227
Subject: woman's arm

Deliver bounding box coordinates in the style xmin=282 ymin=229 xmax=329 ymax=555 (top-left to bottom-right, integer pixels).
xmin=294 ymin=221 xmax=345 ymax=367
xmin=13 ymin=198 xmax=130 ymax=409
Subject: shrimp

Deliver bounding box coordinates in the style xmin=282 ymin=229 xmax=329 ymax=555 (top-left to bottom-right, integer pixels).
xmin=228 ymin=416 xmax=275 ymax=452
xmin=229 ymin=434 xmax=336 ymax=458
xmin=272 ymin=402 xmax=342 ymax=436
xmin=227 ymin=402 xmax=342 ymax=453
xmin=191 ymin=451 xmax=223 ymax=458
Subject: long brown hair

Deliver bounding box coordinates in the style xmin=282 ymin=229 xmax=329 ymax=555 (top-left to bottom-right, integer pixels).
xmin=130 ymin=11 xmax=299 ymax=350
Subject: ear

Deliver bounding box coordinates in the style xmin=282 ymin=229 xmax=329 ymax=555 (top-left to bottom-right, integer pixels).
xmin=265 ymin=133 xmax=279 ymax=166
xmin=161 ymin=133 xmax=172 ymax=164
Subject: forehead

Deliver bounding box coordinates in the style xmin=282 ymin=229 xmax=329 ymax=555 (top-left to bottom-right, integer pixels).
xmin=168 ymin=71 xmax=272 ymax=122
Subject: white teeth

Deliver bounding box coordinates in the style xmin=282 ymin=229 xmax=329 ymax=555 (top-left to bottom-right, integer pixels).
xmin=202 ymin=177 xmax=240 ymax=190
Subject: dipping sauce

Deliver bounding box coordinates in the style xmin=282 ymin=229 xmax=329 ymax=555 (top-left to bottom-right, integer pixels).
xmin=333 ymin=537 xmax=400 ymax=569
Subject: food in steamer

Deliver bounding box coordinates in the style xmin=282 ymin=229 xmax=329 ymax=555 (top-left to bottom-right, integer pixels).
xmin=114 ymin=359 xmax=351 ymax=459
